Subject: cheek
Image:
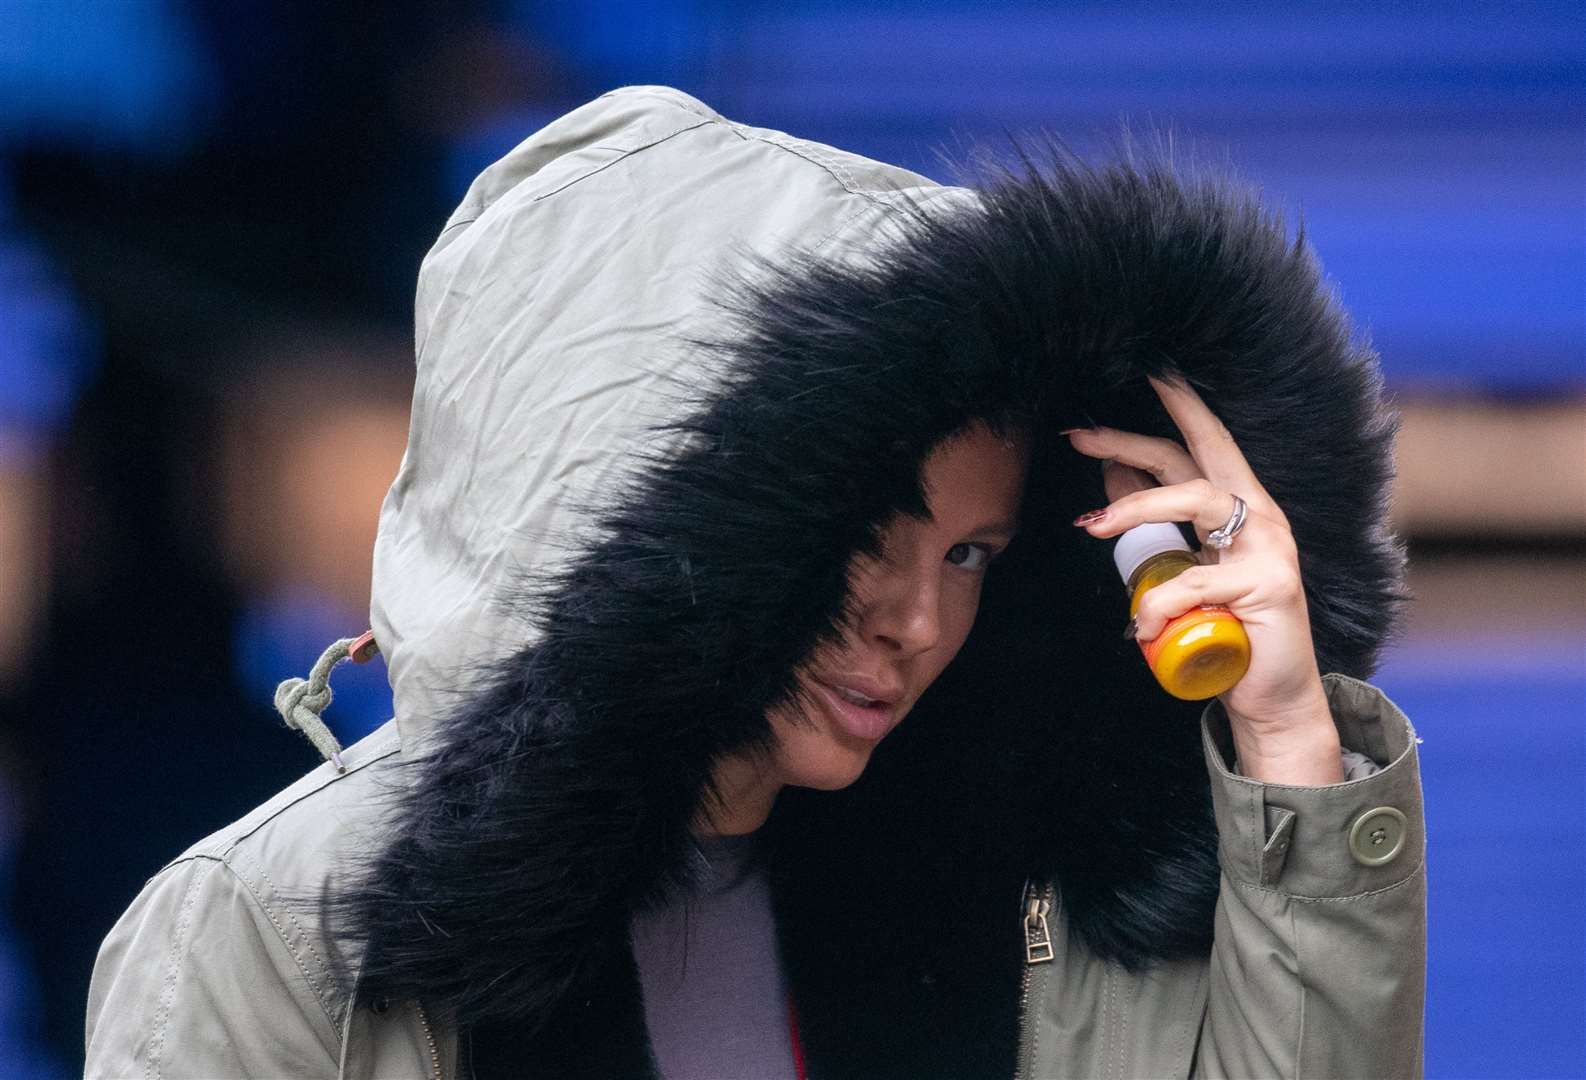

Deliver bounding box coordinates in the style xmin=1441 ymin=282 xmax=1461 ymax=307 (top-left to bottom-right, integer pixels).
xmin=939 ymin=578 xmax=985 ymax=656
xmin=905 ymin=579 xmax=986 ymax=696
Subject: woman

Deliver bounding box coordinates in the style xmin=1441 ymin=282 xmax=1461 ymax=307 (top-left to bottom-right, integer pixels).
xmin=86 ymin=86 xmax=1425 ymax=1078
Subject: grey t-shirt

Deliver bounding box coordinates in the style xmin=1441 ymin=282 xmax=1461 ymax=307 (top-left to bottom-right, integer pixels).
xmin=629 ymin=830 xmax=799 ymax=1080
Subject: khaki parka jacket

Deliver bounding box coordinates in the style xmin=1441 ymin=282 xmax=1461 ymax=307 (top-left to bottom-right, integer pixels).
xmin=87 ymin=87 xmax=1426 ymax=1079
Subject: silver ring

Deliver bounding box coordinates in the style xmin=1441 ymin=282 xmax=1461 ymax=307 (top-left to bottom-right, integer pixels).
xmin=1204 ymin=494 xmax=1248 ymax=550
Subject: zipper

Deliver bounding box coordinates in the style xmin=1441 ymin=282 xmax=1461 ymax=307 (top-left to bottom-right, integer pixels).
xmin=414 ymin=1001 xmax=444 ymax=1080
xmin=1014 ymin=877 xmax=1056 ymax=1080
xmin=1022 ymin=878 xmax=1055 ymax=965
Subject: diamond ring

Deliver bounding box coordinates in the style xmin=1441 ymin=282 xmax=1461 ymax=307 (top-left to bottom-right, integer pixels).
xmin=1204 ymin=494 xmax=1248 ymax=550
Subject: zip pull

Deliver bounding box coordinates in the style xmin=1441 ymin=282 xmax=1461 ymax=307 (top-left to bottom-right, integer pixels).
xmin=1022 ymin=880 xmax=1054 ymax=965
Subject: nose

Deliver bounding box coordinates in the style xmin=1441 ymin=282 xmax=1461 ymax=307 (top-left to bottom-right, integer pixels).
xmin=856 ymin=557 xmax=941 ymax=657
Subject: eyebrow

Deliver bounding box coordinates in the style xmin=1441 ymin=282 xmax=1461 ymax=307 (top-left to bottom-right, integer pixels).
xmin=967 ymin=518 xmax=1021 ymax=541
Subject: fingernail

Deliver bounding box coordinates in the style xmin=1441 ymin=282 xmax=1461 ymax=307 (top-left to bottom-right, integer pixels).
xmin=1122 ymin=618 xmax=1138 ymax=640
xmin=1072 ymin=508 xmax=1109 ymax=526
xmin=1059 ymin=427 xmax=1085 ymax=435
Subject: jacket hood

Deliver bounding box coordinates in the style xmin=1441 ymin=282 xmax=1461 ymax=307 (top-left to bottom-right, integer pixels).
xmin=343 ymin=87 xmax=1406 ymax=1074
xmin=369 ymin=88 xmax=962 ymax=744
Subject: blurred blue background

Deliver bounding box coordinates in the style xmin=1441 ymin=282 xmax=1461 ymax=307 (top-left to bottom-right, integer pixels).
xmin=0 ymin=3 xmax=1580 ymax=1077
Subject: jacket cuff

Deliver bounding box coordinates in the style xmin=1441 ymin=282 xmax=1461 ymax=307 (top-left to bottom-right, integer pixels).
xmin=1200 ymin=672 xmax=1423 ymax=898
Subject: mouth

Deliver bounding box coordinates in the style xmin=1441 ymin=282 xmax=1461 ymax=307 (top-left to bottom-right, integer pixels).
xmin=812 ymin=678 xmax=902 ymax=742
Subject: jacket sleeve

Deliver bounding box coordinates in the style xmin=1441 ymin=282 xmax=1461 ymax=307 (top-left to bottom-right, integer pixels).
xmin=1195 ymin=672 xmax=1426 ymax=1079
xmin=85 ymin=854 xmax=343 ymax=1079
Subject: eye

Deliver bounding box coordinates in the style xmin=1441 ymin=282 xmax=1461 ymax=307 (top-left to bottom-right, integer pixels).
xmin=946 ymin=542 xmax=999 ymax=573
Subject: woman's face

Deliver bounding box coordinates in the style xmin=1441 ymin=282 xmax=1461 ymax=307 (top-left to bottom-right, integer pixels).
xmin=767 ymin=422 xmax=1030 ymax=792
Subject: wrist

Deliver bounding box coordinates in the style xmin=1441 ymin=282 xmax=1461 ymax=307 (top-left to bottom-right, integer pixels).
xmin=1226 ymin=683 xmax=1344 ymax=785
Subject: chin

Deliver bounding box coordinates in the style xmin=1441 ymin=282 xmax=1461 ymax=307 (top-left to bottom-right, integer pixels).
xmin=785 ymin=741 xmax=876 ymax=791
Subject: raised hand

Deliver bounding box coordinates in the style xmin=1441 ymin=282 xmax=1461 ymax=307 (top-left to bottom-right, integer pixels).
xmin=1065 ymin=375 xmax=1344 ymax=785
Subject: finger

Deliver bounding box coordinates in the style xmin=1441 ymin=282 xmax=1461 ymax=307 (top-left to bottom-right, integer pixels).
xmin=1145 ymin=375 xmax=1280 ymax=518
xmin=1132 ymin=560 xmax=1298 ymax=640
xmin=1075 ymin=477 xmax=1243 ymax=542
xmin=1065 ymin=426 xmax=1202 ymax=487
xmin=1102 ymin=459 xmax=1156 ymax=502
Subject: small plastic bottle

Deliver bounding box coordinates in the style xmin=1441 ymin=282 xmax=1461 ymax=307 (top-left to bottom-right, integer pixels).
xmin=1113 ymin=522 xmax=1251 ymax=701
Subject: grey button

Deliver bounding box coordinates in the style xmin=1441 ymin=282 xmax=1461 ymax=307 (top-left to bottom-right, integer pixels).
xmin=1347 ymin=806 xmax=1407 ymax=866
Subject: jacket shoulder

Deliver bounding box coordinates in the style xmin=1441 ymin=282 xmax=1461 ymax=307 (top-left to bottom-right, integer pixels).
xmin=167 ymin=719 xmax=403 ymax=869
xmin=87 ymin=723 xmax=405 ymax=1077
xmin=156 ymin=718 xmax=405 ymax=1003
xmin=87 ymin=853 xmax=347 ymax=1077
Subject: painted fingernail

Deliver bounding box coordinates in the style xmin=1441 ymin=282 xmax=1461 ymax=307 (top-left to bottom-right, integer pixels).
xmin=1122 ymin=618 xmax=1138 ymax=640
xmin=1072 ymin=508 xmax=1109 ymax=526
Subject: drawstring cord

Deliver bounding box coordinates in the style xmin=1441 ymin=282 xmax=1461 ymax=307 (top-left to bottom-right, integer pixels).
xmin=273 ymin=631 xmax=379 ymax=773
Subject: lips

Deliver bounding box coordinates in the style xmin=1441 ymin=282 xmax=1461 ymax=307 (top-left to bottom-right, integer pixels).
xmin=820 ymin=673 xmax=904 ymax=707
xmin=813 ymin=676 xmax=903 ymax=742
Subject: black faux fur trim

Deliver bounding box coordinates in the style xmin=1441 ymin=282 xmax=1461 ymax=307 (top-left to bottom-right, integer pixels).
xmin=327 ymin=141 xmax=1408 ymax=1064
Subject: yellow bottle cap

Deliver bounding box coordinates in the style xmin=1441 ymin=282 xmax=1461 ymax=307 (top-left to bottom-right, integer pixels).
xmin=1147 ymin=611 xmax=1251 ymax=700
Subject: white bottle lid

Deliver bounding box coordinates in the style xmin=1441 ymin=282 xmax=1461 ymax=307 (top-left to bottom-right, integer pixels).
xmin=1113 ymin=521 xmax=1192 ymax=585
